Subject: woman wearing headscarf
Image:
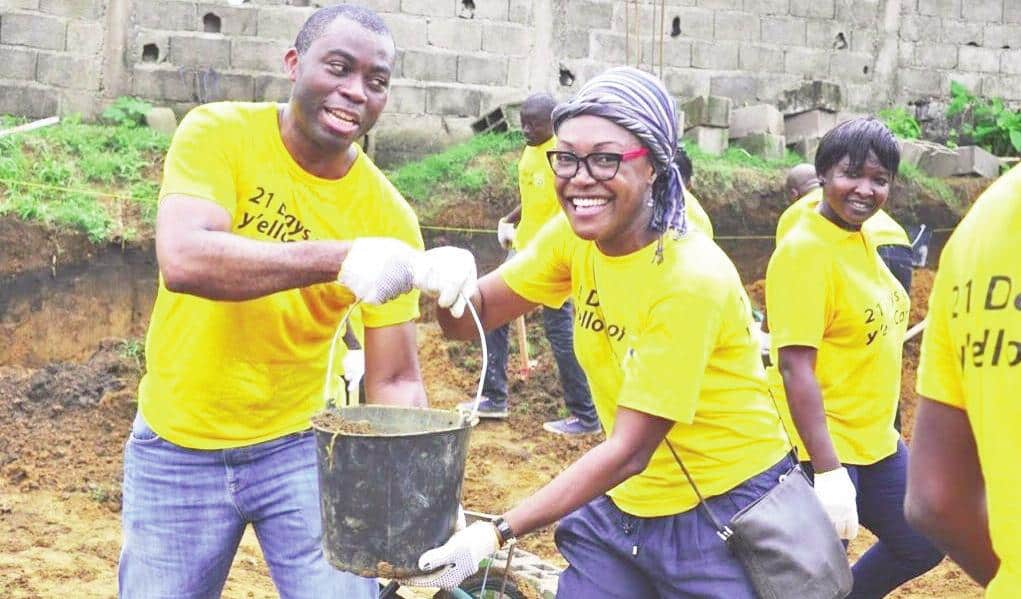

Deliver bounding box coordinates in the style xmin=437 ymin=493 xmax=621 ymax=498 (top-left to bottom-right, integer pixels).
xmin=766 ymin=118 xmax=943 ymax=597
xmin=402 ymin=67 xmax=791 ymax=597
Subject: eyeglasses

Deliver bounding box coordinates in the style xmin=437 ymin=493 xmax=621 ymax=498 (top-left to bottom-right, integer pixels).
xmin=546 ymin=148 xmax=649 ymax=181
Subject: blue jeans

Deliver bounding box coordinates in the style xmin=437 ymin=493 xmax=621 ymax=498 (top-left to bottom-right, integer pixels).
xmin=804 ymin=441 xmax=944 ymax=598
xmin=482 ymin=301 xmax=597 ymax=427
xmin=554 ymin=455 xmax=795 ymax=598
xmin=118 ymin=413 xmax=377 ymax=599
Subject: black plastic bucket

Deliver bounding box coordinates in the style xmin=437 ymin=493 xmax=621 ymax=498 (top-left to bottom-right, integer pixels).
xmin=312 ymin=404 xmax=472 ymax=578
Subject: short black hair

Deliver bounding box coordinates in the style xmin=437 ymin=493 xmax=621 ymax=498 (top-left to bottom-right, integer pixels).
xmin=815 ymin=117 xmax=900 ymax=179
xmin=521 ymin=93 xmax=557 ymax=119
xmin=294 ymin=5 xmax=391 ymax=55
xmin=674 ymin=145 xmax=693 ymax=187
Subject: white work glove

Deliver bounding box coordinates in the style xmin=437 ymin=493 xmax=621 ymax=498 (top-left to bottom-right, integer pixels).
xmin=338 ymin=238 xmax=417 ymax=304
xmin=497 ymin=218 xmax=516 ymax=250
xmin=411 ymin=247 xmax=478 ymax=319
xmin=397 ymin=521 xmax=500 ymax=590
xmin=341 ymin=349 xmax=364 ymax=396
xmin=814 ymin=467 xmax=859 ymax=540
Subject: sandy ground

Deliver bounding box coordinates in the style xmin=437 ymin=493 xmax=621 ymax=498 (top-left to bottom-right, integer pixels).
xmin=0 ymin=270 xmax=982 ymax=598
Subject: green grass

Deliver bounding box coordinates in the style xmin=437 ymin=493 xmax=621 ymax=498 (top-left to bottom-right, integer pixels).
xmin=0 ymin=113 xmax=169 ymax=242
xmin=387 ymin=131 xmax=523 ymax=214
xmin=897 ymin=162 xmax=958 ymax=206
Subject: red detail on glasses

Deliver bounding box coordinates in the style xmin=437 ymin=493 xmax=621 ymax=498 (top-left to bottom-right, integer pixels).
xmin=621 ymin=147 xmax=649 ymax=160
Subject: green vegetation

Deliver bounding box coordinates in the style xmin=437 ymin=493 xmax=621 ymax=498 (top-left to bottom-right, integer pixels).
xmin=897 ymin=162 xmax=958 ymax=207
xmin=878 ymin=107 xmax=922 ymax=140
xmin=683 ymin=142 xmax=801 ymax=191
xmin=0 ymin=105 xmax=169 ymax=242
xmin=947 ymin=80 xmax=1021 ymax=157
xmin=387 ymin=131 xmax=523 ymax=216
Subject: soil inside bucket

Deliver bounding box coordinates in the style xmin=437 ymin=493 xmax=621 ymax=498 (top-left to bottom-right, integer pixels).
xmin=311 ymin=412 xmax=376 ymax=435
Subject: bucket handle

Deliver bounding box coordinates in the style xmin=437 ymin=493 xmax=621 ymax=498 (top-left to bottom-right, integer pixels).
xmin=322 ymin=293 xmax=489 ymax=426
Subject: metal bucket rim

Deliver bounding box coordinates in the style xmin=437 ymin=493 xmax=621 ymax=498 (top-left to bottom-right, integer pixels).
xmin=311 ymin=405 xmax=474 ymax=438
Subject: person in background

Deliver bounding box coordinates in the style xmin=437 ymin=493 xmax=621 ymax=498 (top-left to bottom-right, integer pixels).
xmin=766 ymin=118 xmax=943 ymax=598
xmin=786 ymin=162 xmax=821 ymax=202
xmin=402 ymin=67 xmax=791 ymax=598
xmin=905 ymin=164 xmax=1021 ymax=596
xmin=674 ymin=144 xmax=714 ymax=238
xmin=471 ymin=92 xmax=600 ymax=436
xmin=118 ymin=6 xmax=475 ymax=597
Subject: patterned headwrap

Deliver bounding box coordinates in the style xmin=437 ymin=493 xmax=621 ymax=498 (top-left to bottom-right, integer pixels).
xmin=551 ymin=67 xmax=686 ymax=261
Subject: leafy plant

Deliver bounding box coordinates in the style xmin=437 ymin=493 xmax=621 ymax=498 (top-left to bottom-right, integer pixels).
xmin=101 ymin=96 xmax=152 ymax=128
xmin=946 ymin=80 xmax=1021 ymax=156
xmin=878 ymin=107 xmax=921 ymax=140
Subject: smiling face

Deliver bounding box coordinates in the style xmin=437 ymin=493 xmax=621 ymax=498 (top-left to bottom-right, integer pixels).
xmin=818 ymin=151 xmax=891 ymax=230
xmin=283 ymin=16 xmax=394 ymax=154
xmin=553 ymin=115 xmax=657 ymax=256
xmin=521 ymin=105 xmax=554 ymax=146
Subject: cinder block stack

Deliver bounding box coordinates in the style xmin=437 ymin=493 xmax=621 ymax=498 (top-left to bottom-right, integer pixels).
xmin=729 ymin=104 xmax=786 ymax=160
xmin=779 ymin=81 xmax=843 ymax=162
xmin=681 ymin=96 xmax=731 ymax=156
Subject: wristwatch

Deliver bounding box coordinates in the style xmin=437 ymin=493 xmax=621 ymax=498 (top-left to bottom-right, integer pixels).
xmin=492 ymin=516 xmax=516 ymax=547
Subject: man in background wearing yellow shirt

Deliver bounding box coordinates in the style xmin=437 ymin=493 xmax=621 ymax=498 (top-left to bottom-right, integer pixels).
xmin=906 ymin=164 xmax=1021 ymax=597
xmin=478 ymin=93 xmax=599 ymax=435
xmin=118 ymin=6 xmax=478 ymax=598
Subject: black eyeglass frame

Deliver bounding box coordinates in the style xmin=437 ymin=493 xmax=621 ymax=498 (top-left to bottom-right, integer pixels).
xmin=545 ymin=147 xmax=649 ymax=182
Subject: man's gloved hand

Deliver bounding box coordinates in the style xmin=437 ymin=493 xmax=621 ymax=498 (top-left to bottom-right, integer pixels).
xmin=396 ymin=521 xmax=500 ymax=590
xmin=814 ymin=467 xmax=859 ymax=540
xmin=341 ymin=349 xmax=365 ymax=396
xmin=497 ymin=218 xmax=516 ymax=250
xmin=411 ymin=247 xmax=478 ymax=318
xmin=338 ymin=238 xmax=418 ymax=304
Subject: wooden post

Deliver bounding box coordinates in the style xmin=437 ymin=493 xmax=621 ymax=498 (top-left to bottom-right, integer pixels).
xmin=515 ymin=315 xmax=530 ymax=378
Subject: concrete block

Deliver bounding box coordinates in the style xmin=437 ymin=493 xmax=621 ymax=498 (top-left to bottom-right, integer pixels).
xmin=144 ymin=106 xmax=178 ymax=136
xmin=354 ymin=0 xmax=401 ymax=12
xmin=559 ymin=29 xmax=589 ymax=60
xmin=734 ymin=133 xmax=786 ymax=160
xmin=666 ymin=7 xmax=715 ymax=40
xmin=1002 ymin=50 xmax=1021 ymax=75
xmin=914 ymin=43 xmax=959 ymax=69
xmin=196 ymin=69 xmax=254 ymax=102
xmin=0 ymin=82 xmax=59 ymax=118
xmin=427 ymin=18 xmax=482 ymax=52
xmin=508 ymin=0 xmax=533 ymax=24
xmin=254 ymin=73 xmax=291 ymax=102
xmin=760 ymin=16 xmax=807 ymax=45
xmin=851 ymin=27 xmax=877 ymax=53
xmin=983 ymin=24 xmax=1021 ymax=49
xmin=130 ymin=29 xmax=171 ymax=64
xmin=403 ymin=50 xmax=457 ymax=81
xmin=386 ymin=83 xmax=426 ymax=114
xmin=691 ymin=41 xmax=739 ymax=70
xmin=457 ymin=55 xmax=508 ymax=86
xmin=195 ymin=4 xmax=257 ymax=36
xmin=459 ymin=0 xmax=509 ymax=21
xmin=778 ymin=81 xmax=842 ymax=115
xmin=790 ymin=0 xmax=834 ymax=19
xmin=683 ymin=126 xmax=729 ymax=156
xmin=401 ymin=0 xmax=456 ymax=18
xmin=806 ymin=19 xmax=844 ymax=49
xmin=383 ymin=14 xmax=428 ymax=49
xmin=256 ymin=6 xmax=312 ymax=41
xmin=66 ymin=19 xmax=104 ymax=55
xmin=958 ymin=46 xmax=1001 ymax=73
xmin=788 ymin=137 xmax=820 ymax=162
xmin=482 ymin=22 xmax=530 ymax=56
xmin=900 ymin=15 xmax=941 ymax=43
xmin=783 ymin=47 xmax=830 ymax=77
xmin=681 ymin=96 xmax=731 ymax=130
xmin=231 ymin=38 xmax=289 ymax=72
xmin=131 ymin=65 xmax=197 ymax=103
xmin=58 ymin=90 xmax=101 ymax=118
xmin=898 ymin=139 xmax=929 ymax=169
xmin=36 ymin=52 xmax=100 ymax=90
xmin=714 ymin=10 xmax=759 ymax=42
xmin=918 ymin=0 xmax=961 ymax=18
xmin=136 ymin=1 xmax=197 ymax=31
xmin=899 ymin=67 xmax=943 ymax=96
xmin=784 ymin=109 xmax=838 ymax=144
xmin=729 ymin=104 xmax=784 ymax=139
xmin=170 ymin=33 xmax=231 ymax=69
xmin=1 ymin=0 xmax=39 ymax=8
xmin=829 ymin=52 xmax=874 ymax=84
xmin=962 ymin=0 xmax=1005 ymax=22
xmin=1007 ymin=2 xmax=1021 ymax=23
xmin=1 ymin=13 xmax=66 ymax=51
xmin=711 ymin=76 xmax=758 ymax=107
xmin=664 ymin=68 xmax=711 ymax=98
xmin=38 ymin=0 xmax=102 ymax=19
xmin=567 ymin=1 xmax=613 ymax=30
xmin=941 ymin=21 xmax=984 ymax=46
xmin=918 ymin=144 xmax=959 ymax=178
xmin=426 ymin=85 xmax=482 ymax=116
xmin=739 ymin=44 xmax=785 ymax=73
xmin=0 ymin=46 xmax=37 ymax=80
xmin=954 ymin=146 xmax=1002 ymax=178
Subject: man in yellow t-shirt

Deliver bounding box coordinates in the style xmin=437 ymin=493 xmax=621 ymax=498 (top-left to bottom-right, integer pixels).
xmin=483 ymin=93 xmax=599 ymax=435
xmin=118 ymin=7 xmax=478 ymax=598
xmin=906 ymin=164 xmax=1021 ymax=597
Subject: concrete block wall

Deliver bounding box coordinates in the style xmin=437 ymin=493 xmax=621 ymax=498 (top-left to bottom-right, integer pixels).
xmin=2 ymin=0 xmax=1021 ymax=164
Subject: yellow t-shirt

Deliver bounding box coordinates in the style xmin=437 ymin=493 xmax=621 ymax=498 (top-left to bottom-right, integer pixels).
xmin=766 ymin=207 xmax=909 ymax=465
xmin=685 ymin=189 xmax=714 ymax=239
xmin=916 ymin=165 xmax=1021 ymax=598
xmin=514 ymin=137 xmax=561 ymax=250
xmin=501 ymin=215 xmax=788 ymax=517
xmin=776 ymin=188 xmax=909 ymax=247
xmin=139 ymin=102 xmax=424 ymax=449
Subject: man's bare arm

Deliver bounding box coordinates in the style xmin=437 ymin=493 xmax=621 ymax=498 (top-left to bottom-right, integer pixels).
xmin=156 ymin=194 xmax=351 ymax=301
